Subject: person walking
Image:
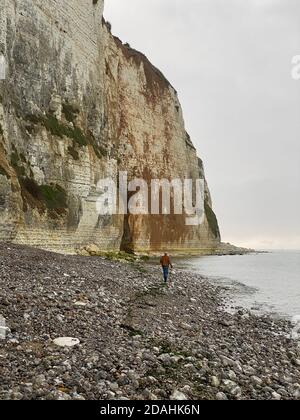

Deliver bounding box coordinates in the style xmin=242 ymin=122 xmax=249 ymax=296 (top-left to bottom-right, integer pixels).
xmin=160 ymin=253 xmax=173 ymax=283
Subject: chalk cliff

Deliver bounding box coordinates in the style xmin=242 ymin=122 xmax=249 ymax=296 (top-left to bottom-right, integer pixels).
xmin=0 ymin=0 xmax=220 ymax=254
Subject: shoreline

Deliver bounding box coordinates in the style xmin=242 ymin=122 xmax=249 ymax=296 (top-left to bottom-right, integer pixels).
xmin=0 ymin=243 xmax=299 ymax=400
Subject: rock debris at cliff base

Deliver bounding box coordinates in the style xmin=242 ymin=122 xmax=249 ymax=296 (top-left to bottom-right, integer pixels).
xmin=0 ymin=243 xmax=299 ymax=400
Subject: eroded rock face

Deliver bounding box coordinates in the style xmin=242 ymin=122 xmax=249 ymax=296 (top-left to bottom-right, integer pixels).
xmin=0 ymin=0 xmax=220 ymax=253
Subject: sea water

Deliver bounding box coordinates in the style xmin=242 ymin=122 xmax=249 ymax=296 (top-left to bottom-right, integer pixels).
xmin=178 ymin=251 xmax=300 ymax=322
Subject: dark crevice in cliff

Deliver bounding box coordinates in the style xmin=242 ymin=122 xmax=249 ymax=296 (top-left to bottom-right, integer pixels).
xmin=120 ymin=214 xmax=134 ymax=254
xmin=205 ymin=199 xmax=221 ymax=240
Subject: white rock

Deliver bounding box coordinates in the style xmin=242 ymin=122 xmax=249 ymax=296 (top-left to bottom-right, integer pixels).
xmin=158 ymin=353 xmax=172 ymax=365
xmin=147 ymin=376 xmax=158 ymax=384
xmin=293 ymin=389 xmax=300 ymax=399
xmin=56 ymin=315 xmax=64 ymax=323
xmin=171 ymin=355 xmax=183 ymax=364
xmin=74 ymin=301 xmax=87 ymax=307
xmin=231 ymin=386 xmax=242 ymax=397
xmin=223 ymin=379 xmax=237 ymax=390
xmin=109 ymin=382 xmax=119 ymax=391
xmin=243 ymin=365 xmax=256 ymax=376
xmin=184 ymin=363 xmax=196 ymax=372
xmin=180 ymin=322 xmax=192 ymax=330
xmin=228 ymin=370 xmax=237 ymax=381
xmin=181 ymin=385 xmax=192 ymax=394
xmin=211 ymin=376 xmax=221 ymax=387
xmin=234 ymin=361 xmax=243 ymax=373
xmin=53 ymin=391 xmax=72 ymax=400
xmin=8 ymin=338 xmax=19 ymax=344
xmin=221 ymin=356 xmax=236 ymax=367
xmin=0 ymin=326 xmax=10 ymax=340
xmin=272 ymin=392 xmax=282 ymax=400
xmin=53 ymin=337 xmax=80 ymax=347
xmin=170 ymin=390 xmax=188 ymax=400
xmin=251 ymin=376 xmax=263 ymax=386
xmin=216 ymin=392 xmax=228 ymax=401
xmin=72 ymin=393 xmax=86 ymax=401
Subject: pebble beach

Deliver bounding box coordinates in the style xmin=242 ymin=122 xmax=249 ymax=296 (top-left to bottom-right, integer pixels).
xmin=0 ymin=243 xmax=299 ymax=400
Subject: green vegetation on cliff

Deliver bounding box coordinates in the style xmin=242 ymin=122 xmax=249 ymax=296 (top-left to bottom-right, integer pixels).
xmin=25 ymin=113 xmax=107 ymax=160
xmin=21 ymin=177 xmax=68 ymax=216
xmin=0 ymin=165 xmax=9 ymax=179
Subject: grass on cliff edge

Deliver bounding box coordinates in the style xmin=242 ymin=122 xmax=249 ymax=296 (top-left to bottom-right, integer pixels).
xmin=21 ymin=178 xmax=67 ymax=211
xmin=8 ymin=150 xmax=67 ymax=212
xmin=25 ymin=113 xmax=107 ymax=160
xmin=42 ymin=114 xmax=87 ymax=146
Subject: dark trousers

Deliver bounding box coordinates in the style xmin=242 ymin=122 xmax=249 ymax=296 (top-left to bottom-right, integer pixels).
xmin=162 ymin=266 xmax=169 ymax=282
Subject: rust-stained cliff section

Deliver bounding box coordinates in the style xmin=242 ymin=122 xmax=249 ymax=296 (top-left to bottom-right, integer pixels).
xmin=0 ymin=0 xmax=220 ymax=254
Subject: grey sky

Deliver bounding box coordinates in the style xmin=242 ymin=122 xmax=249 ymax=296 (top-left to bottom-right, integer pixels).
xmin=104 ymin=0 xmax=300 ymax=250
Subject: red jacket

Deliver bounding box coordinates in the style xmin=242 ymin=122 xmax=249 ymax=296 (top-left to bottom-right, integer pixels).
xmin=160 ymin=255 xmax=171 ymax=267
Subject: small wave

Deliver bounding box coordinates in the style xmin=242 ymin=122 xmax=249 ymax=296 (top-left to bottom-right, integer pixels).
xmin=207 ymin=275 xmax=259 ymax=295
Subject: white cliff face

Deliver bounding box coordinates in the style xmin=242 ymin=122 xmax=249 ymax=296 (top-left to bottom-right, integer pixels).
xmin=0 ymin=0 xmax=220 ymax=254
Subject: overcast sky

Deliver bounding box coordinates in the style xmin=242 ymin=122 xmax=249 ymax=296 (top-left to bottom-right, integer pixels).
xmin=104 ymin=0 xmax=300 ymax=250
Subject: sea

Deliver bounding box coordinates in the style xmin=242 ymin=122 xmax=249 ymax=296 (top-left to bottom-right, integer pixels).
xmin=176 ymin=251 xmax=300 ymax=322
